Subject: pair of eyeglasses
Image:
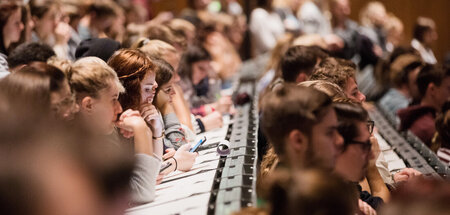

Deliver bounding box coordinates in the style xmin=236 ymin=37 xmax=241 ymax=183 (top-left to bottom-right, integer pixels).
xmin=348 ymin=139 xmax=372 ymax=153
xmin=367 ymin=120 xmax=375 ymax=135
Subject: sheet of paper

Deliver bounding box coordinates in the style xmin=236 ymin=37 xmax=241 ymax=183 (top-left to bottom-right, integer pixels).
xmin=155 ymin=180 xmax=214 ymax=203
xmin=375 ymin=133 xmax=391 ymax=151
xmin=388 ymin=159 xmax=407 ymax=171
xmin=126 ymin=193 xmax=211 ymax=215
xmin=383 ymin=150 xmax=401 ymax=162
xmin=161 ymin=160 xmax=219 ymax=182
xmin=156 ymin=169 xmax=217 ymax=192
xmin=194 ymin=151 xmax=221 ymax=165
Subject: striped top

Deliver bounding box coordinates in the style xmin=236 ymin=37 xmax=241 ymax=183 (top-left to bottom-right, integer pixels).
xmin=437 ymin=147 xmax=450 ymax=166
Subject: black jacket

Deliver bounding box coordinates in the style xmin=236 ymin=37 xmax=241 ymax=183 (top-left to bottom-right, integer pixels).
xmin=357 ymin=184 xmax=384 ymax=210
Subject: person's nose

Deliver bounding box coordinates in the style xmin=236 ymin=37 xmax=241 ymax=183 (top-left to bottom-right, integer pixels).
xmin=335 ymin=132 xmax=344 ymax=153
xmin=358 ymin=92 xmax=366 ymax=102
xmin=115 ymin=100 xmax=123 ymax=115
xmin=29 ymin=19 xmax=35 ymax=28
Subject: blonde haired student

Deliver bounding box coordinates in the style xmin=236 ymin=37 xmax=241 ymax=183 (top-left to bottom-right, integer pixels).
xmin=70 ymin=56 xmax=162 ymax=204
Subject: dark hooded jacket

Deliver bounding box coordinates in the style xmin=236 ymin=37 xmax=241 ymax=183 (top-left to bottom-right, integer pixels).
xmin=398 ymin=105 xmax=436 ymax=146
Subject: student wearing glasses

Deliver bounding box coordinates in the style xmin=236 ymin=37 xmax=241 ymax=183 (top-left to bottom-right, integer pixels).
xmin=310 ymin=58 xmax=422 ymax=186
xmin=333 ymin=100 xmax=387 ymax=212
xmin=259 ymin=85 xmax=382 ymax=215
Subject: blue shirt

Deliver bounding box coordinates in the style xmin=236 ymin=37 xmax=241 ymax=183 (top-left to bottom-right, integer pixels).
xmin=378 ymin=88 xmax=410 ymax=117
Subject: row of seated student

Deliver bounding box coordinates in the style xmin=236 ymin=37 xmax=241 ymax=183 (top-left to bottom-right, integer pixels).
xmin=252 ymin=33 xmax=448 ymax=215
xmin=1 ymin=0 xmax=449 ymax=215
xmin=0 ymin=1 xmax=236 ymax=212
xmin=239 ymin=81 xmax=450 ymax=215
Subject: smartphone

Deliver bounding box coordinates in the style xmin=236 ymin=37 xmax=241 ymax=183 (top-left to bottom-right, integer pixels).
xmin=190 ymin=136 xmax=207 ymax=153
xmin=159 ymin=162 xmax=172 ymax=173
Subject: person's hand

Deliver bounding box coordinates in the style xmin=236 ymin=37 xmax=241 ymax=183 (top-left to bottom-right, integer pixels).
xmin=358 ymin=199 xmax=377 ymax=215
xmin=216 ymin=96 xmax=233 ymax=114
xmin=200 ymin=111 xmax=223 ymax=131
xmin=372 ymin=45 xmax=383 ymax=57
xmin=393 ymin=168 xmax=422 ymax=183
xmin=204 ymin=32 xmax=224 ymax=55
xmin=116 ymin=109 xmax=147 ymax=138
xmin=54 ymin=22 xmax=71 ymax=45
xmin=139 ymin=103 xmax=163 ymax=137
xmin=173 ymin=144 xmax=198 ymax=171
xmin=369 ymin=136 xmax=381 ymax=165
xmin=163 ymin=148 xmax=176 ymax=160
xmin=156 ymin=173 xmax=164 ymax=185
xmin=155 ymin=90 xmax=171 ymax=111
xmin=324 ymin=34 xmax=344 ymax=52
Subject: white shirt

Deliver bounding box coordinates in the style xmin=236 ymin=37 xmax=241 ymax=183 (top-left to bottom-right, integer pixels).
xmin=0 ymin=53 xmax=10 ymax=79
xmin=297 ymin=1 xmax=332 ymax=36
xmin=250 ymin=8 xmax=285 ymax=56
xmin=411 ymin=39 xmax=437 ymax=64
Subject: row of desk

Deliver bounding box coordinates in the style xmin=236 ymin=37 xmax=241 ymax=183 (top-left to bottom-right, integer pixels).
xmin=369 ymin=106 xmax=449 ymax=179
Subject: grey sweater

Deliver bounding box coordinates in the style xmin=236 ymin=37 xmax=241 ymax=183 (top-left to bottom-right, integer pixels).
xmin=111 ymin=130 xmax=161 ymax=204
xmin=163 ymin=112 xmax=188 ymax=150
xmin=130 ymin=153 xmax=161 ymax=204
xmin=130 ymin=112 xmax=188 ymax=203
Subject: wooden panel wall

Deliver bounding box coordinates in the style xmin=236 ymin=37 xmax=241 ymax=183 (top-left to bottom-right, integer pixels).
xmin=349 ymin=0 xmax=450 ymax=63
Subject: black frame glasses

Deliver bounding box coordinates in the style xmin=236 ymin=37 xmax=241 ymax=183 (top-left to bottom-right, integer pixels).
xmin=347 ymin=139 xmax=372 ymax=153
xmin=367 ymin=120 xmax=375 ymax=135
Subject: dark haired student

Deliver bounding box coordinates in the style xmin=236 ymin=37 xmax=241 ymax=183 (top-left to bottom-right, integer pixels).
xmin=398 ymin=65 xmax=450 ymax=146
xmin=0 ymin=2 xmax=24 ymax=77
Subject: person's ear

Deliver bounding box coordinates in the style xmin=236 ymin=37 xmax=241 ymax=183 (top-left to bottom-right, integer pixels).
xmin=80 ymin=97 xmax=94 ymax=114
xmin=31 ymin=15 xmax=39 ymax=25
xmin=287 ymin=129 xmax=308 ymax=154
xmin=428 ymin=83 xmax=437 ymax=96
xmin=296 ymin=73 xmax=308 ymax=83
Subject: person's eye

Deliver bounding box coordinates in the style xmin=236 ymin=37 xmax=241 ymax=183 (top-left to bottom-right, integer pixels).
xmin=52 ymin=107 xmax=59 ymax=113
xmin=326 ymin=130 xmax=334 ymax=137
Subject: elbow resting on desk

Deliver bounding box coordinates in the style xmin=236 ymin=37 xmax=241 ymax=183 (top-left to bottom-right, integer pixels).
xmin=130 ymin=154 xmax=161 ymax=204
